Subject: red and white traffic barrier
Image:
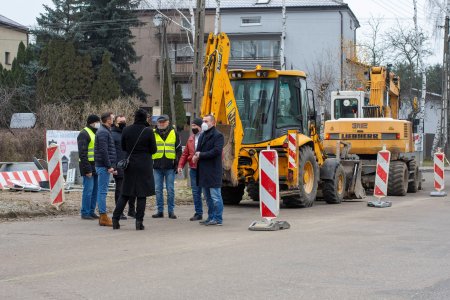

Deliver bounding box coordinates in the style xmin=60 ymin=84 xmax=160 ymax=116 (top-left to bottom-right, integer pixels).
xmin=431 ymin=148 xmax=447 ymax=197
xmin=0 ymin=170 xmax=48 ymax=190
xmin=249 ymin=147 xmax=290 ymax=231
xmin=288 ymin=132 xmax=297 ymax=169
xmin=259 ymin=149 xmax=280 ymax=219
xmin=47 ymin=144 xmax=65 ymax=208
xmin=369 ymin=146 xmax=392 ymax=207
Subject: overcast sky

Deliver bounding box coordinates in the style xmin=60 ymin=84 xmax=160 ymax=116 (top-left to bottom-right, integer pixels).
xmin=1 ymin=0 xmax=444 ymax=64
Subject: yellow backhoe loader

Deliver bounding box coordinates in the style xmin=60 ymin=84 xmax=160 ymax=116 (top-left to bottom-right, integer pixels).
xmin=199 ymin=33 xmax=365 ymax=207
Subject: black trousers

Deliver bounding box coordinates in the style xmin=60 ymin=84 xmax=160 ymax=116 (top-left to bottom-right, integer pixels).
xmin=113 ymin=196 xmax=146 ymax=222
xmin=114 ymin=177 xmax=136 ymax=213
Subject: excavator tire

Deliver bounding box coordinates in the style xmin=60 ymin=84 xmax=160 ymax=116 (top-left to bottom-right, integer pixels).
xmin=284 ymin=146 xmax=319 ymax=208
xmin=221 ymin=185 xmax=245 ymax=205
xmin=323 ymin=164 xmax=346 ymax=204
xmin=246 ymin=183 xmax=259 ymax=201
xmin=407 ymin=160 xmax=419 ymax=193
xmin=387 ymin=160 xmax=408 ymax=196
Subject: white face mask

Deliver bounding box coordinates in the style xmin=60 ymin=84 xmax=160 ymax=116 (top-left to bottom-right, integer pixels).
xmin=201 ymin=122 xmax=209 ymax=132
xmin=93 ymin=122 xmax=101 ymax=129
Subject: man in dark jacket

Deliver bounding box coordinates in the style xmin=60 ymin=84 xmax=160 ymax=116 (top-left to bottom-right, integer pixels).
xmin=77 ymin=114 xmax=101 ymax=220
xmin=193 ymin=114 xmax=224 ymax=226
xmin=95 ymin=112 xmax=116 ymax=227
xmin=112 ymin=115 xmax=135 ymax=219
xmin=152 ymin=114 xmax=182 ymax=219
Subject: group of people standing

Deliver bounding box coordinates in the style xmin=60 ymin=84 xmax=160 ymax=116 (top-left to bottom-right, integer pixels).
xmin=77 ymin=109 xmax=225 ymax=231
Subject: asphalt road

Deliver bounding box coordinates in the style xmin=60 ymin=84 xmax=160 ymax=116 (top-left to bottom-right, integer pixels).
xmin=1 ymin=172 xmax=449 ymax=300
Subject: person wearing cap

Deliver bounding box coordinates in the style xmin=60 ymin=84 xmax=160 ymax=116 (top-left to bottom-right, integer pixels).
xmin=178 ymin=118 xmax=204 ymax=221
xmin=77 ymin=114 xmax=101 ymax=220
xmin=152 ymin=114 xmax=182 ymax=219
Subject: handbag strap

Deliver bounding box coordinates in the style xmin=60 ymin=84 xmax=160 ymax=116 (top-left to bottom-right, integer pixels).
xmin=126 ymin=127 xmax=146 ymax=160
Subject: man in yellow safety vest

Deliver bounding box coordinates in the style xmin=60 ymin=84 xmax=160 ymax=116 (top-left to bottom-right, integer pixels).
xmin=77 ymin=114 xmax=101 ymax=220
xmin=152 ymin=114 xmax=182 ymax=219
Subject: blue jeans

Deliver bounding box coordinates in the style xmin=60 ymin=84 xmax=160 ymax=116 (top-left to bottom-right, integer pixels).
xmin=190 ymin=168 xmax=203 ymax=215
xmin=203 ymin=187 xmax=223 ymax=223
xmin=96 ymin=167 xmax=110 ymax=214
xmin=81 ymin=174 xmax=98 ymax=216
xmin=154 ymin=169 xmax=175 ymax=213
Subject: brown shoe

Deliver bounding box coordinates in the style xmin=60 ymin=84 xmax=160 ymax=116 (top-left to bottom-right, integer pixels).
xmin=99 ymin=213 xmax=113 ymax=227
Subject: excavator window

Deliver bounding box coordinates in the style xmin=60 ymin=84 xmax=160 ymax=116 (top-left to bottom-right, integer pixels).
xmin=231 ymin=78 xmax=276 ymax=144
xmin=277 ymin=77 xmax=302 ymax=129
xmin=334 ymin=98 xmax=359 ymax=119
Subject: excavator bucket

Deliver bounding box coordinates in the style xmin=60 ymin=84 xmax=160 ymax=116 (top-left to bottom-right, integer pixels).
xmin=341 ymin=160 xmax=365 ymax=199
xmin=216 ymin=124 xmax=238 ymax=186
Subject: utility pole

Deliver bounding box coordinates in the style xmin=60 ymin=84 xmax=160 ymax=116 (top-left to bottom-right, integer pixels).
xmin=191 ymin=0 xmax=206 ymax=118
xmin=412 ymin=0 xmax=426 ymax=165
xmin=163 ymin=24 xmax=177 ymax=128
xmin=446 ymin=0 xmax=450 ymax=157
xmin=434 ymin=9 xmax=449 ymax=155
xmin=280 ymin=0 xmax=286 ymax=70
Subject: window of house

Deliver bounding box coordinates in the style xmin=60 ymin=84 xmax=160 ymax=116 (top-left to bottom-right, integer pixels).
xmin=5 ymin=52 xmax=11 ymax=65
xmin=176 ymin=44 xmax=193 ymax=62
xmin=179 ymin=83 xmax=192 ymax=102
xmin=241 ymin=16 xmax=261 ymax=26
xmin=182 ymin=18 xmax=191 ymax=30
xmin=230 ymin=39 xmax=280 ymax=59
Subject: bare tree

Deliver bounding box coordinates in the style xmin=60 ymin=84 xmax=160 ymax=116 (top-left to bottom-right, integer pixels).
xmin=359 ymin=16 xmax=387 ymax=66
xmin=0 ymin=87 xmax=17 ymax=134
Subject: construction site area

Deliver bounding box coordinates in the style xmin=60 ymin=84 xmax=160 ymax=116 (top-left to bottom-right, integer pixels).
xmin=2 ymin=0 xmax=450 ymax=299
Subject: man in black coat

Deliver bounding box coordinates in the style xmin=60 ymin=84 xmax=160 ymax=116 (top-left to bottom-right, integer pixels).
xmin=77 ymin=114 xmax=100 ymax=220
xmin=112 ymin=109 xmax=157 ymax=230
xmin=112 ymin=115 xmax=135 ymax=219
xmin=95 ymin=112 xmax=116 ymax=227
xmin=193 ymin=114 xmax=224 ymax=226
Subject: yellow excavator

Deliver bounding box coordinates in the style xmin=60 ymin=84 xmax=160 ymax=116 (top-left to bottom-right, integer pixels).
xmin=323 ymin=66 xmax=421 ymax=195
xmin=200 ymin=32 xmax=365 ymax=207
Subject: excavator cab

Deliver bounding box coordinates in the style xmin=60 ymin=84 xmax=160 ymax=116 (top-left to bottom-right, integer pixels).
xmin=229 ymin=68 xmax=310 ymax=144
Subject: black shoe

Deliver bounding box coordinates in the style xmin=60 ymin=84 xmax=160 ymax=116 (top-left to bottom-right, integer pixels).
xmin=112 ymin=219 xmax=120 ymax=230
xmin=127 ymin=211 xmax=136 ymax=218
xmin=120 ymin=213 xmax=127 ymax=220
xmin=190 ymin=214 xmax=202 ymax=221
xmin=90 ymin=213 xmax=99 ymax=219
xmin=168 ymin=212 xmax=177 ymax=219
xmin=81 ymin=215 xmax=93 ymax=220
xmin=152 ymin=212 xmax=164 ymax=218
xmin=136 ymin=221 xmax=145 ymax=230
xmin=199 ymin=219 xmax=210 ymax=225
xmin=205 ymin=220 xmax=222 ymax=226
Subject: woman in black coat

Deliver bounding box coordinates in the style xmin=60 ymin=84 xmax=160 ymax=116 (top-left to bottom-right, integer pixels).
xmin=112 ymin=109 xmax=157 ymax=230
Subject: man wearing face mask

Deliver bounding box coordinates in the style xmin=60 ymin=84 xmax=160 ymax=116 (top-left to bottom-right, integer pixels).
xmin=192 ymin=114 xmax=225 ymax=226
xmin=177 ymin=118 xmax=204 ymax=221
xmin=77 ymin=114 xmax=101 ymax=220
xmin=152 ymin=114 xmax=182 ymax=219
xmin=112 ymin=115 xmax=136 ymax=219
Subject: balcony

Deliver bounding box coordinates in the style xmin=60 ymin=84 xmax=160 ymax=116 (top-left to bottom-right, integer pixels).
xmin=228 ymin=57 xmax=281 ymax=70
xmin=155 ymin=58 xmax=194 ymax=78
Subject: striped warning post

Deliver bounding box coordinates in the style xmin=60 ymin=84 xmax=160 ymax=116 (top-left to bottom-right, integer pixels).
xmin=47 ymin=144 xmax=65 ymax=207
xmin=288 ymin=132 xmax=297 ymax=169
xmin=0 ymin=170 xmax=49 ymax=190
xmin=259 ymin=149 xmax=280 ymax=219
xmin=434 ymin=151 xmax=445 ymax=192
xmin=430 ymin=148 xmax=447 ymax=196
xmin=374 ymin=148 xmax=391 ymax=198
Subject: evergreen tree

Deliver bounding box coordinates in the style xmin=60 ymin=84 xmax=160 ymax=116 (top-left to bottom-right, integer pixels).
xmin=77 ymin=0 xmax=145 ymax=100
xmin=174 ymin=84 xmax=186 ymax=130
xmin=91 ymin=52 xmax=120 ymax=105
xmin=34 ymin=0 xmax=83 ymax=44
